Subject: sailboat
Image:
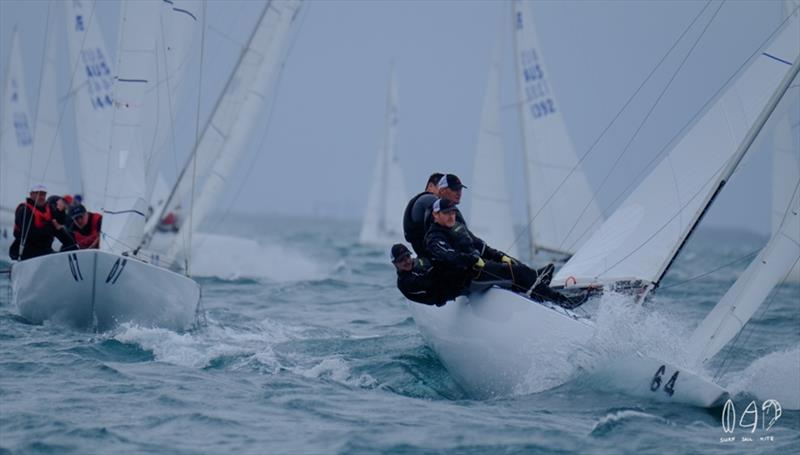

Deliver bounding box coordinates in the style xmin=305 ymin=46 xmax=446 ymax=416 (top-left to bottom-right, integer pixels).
xmin=408 ymin=3 xmax=800 ymax=405
xmin=10 ymin=0 xmax=200 ymax=331
xmin=0 ymin=29 xmax=35 ymax=257
xmin=470 ymin=1 xmax=603 ymax=262
xmin=359 ymin=65 xmax=408 ymax=246
xmin=143 ymin=0 xmax=303 ymax=273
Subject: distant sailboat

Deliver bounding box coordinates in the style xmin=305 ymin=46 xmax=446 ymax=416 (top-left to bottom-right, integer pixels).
xmin=359 ymin=65 xmax=408 ymax=245
xmin=144 ymin=0 xmax=303 ymax=272
xmin=0 ymin=29 xmax=35 ymax=255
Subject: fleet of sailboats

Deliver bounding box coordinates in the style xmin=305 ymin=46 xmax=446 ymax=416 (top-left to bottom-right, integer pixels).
xmin=0 ymin=0 xmax=796 ymax=409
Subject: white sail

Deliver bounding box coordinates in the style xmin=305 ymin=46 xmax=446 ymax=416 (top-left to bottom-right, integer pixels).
xmin=771 ymin=0 xmax=800 ymax=281
xmin=153 ymin=1 xmax=299 ymax=243
xmin=513 ymin=0 xmax=602 ymax=257
xmin=555 ymin=12 xmax=800 ymax=288
xmin=64 ymin=0 xmax=115 ymax=209
xmin=141 ymin=0 xmax=201 ymax=195
xmin=470 ymin=44 xmax=518 ymax=257
xmin=359 ymin=65 xmax=407 ymax=245
xmin=30 ymin=6 xmax=70 ymax=198
xmin=688 ymin=183 xmax=800 ymax=365
xmin=101 ymin=0 xmax=160 ymax=254
xmin=165 ymin=0 xmax=302 ymax=261
xmin=0 ymin=29 xmax=34 ymax=222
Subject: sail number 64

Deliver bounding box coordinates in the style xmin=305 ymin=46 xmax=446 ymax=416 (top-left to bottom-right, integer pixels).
xmin=650 ymin=365 xmax=679 ymax=397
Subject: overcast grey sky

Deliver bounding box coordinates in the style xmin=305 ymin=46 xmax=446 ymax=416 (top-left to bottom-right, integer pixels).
xmin=0 ymin=0 xmax=792 ymax=235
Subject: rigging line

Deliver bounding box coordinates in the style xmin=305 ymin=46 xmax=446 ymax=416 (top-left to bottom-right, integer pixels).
xmin=556 ymin=1 xmax=725 ymax=253
xmin=208 ymin=0 xmax=310 ymax=234
xmin=712 ymin=254 xmax=800 ymax=382
xmin=19 ymin=0 xmax=98 ymax=258
xmin=561 ymin=11 xmax=800 ymax=255
xmin=506 ymin=0 xmax=715 ymax=254
xmin=186 ymin=0 xmax=208 ymax=276
xmin=657 ymin=249 xmax=760 ymax=291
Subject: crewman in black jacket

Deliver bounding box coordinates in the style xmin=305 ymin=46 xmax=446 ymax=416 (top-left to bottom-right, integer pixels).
xmin=402 ymin=172 xmax=443 ymax=256
xmin=425 ymin=198 xmax=585 ymax=308
xmin=391 ymin=243 xmax=460 ymax=306
xmin=9 ymin=185 xmax=77 ymax=260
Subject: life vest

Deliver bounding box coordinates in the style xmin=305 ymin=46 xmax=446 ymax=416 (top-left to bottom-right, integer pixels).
xmin=74 ymin=212 xmax=101 ymax=249
xmin=14 ymin=201 xmax=52 ymax=234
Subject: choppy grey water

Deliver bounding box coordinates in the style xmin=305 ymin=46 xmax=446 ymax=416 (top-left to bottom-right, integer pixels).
xmin=1 ymin=215 xmax=798 ymax=454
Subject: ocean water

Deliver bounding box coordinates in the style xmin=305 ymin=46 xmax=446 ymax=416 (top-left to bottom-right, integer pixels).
xmin=1 ymin=215 xmax=798 ymax=454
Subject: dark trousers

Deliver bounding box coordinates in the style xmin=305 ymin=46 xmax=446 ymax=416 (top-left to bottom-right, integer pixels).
xmin=470 ymin=261 xmax=573 ymax=306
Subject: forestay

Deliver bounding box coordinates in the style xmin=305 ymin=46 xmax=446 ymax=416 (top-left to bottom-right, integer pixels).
xmin=555 ymin=10 xmax=800 ymax=287
xmin=64 ymin=0 xmax=115 ymax=209
xmin=30 ymin=9 xmax=70 ymax=198
xmin=513 ymin=0 xmax=602 ymax=257
xmin=688 ymin=183 xmax=799 ymax=365
xmin=0 ymin=29 xmax=34 ymax=221
xmin=470 ymin=43 xmax=518 ymax=257
xmin=100 ymin=0 xmax=160 ymax=254
xmin=360 ymin=65 xmax=408 ymax=244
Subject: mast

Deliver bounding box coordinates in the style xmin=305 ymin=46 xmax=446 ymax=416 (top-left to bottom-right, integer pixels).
xmin=511 ymin=2 xmax=538 ymax=259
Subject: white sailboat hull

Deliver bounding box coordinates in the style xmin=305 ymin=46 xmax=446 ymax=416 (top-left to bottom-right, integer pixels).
xmin=407 ymin=287 xmax=594 ymax=397
xmin=408 ymin=287 xmax=727 ymax=407
xmin=11 ymin=249 xmax=200 ymax=331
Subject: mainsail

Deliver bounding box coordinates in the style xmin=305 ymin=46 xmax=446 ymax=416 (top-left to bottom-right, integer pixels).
xmin=359 ymin=65 xmax=408 ymax=245
xmin=470 ymin=44 xmax=518 ymax=257
xmin=30 ymin=6 xmax=70 ymax=198
xmin=64 ymin=0 xmax=115 ymax=209
xmin=0 ymin=29 xmax=34 ymax=222
xmin=554 ymin=10 xmax=800 ymax=288
xmin=100 ymin=0 xmax=160 ymax=253
xmin=512 ymin=0 xmax=602 ymax=258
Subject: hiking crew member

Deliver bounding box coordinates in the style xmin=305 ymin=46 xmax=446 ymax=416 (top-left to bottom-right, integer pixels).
xmin=402 ymin=172 xmax=443 ymax=256
xmin=425 ymin=198 xmax=584 ymax=308
xmin=9 ymin=185 xmax=77 ymax=260
xmin=391 ymin=243 xmax=460 ymax=306
xmin=70 ymin=205 xmax=102 ymax=250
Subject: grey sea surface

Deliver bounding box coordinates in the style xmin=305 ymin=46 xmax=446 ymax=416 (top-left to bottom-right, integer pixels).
xmin=1 ymin=215 xmax=798 ymax=454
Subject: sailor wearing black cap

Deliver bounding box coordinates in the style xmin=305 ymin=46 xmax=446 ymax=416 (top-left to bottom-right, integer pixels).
xmin=402 ymin=173 xmax=444 ymax=256
xmin=390 ymin=243 xmax=459 ymax=306
xmin=425 ymin=198 xmax=583 ymax=308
